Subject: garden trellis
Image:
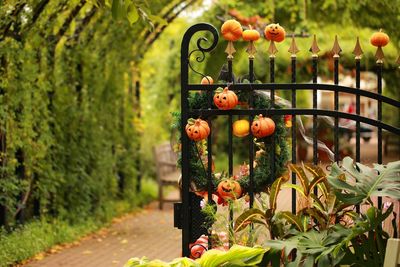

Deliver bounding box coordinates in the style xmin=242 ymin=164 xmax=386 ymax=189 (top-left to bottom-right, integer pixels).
xmin=174 ymin=22 xmax=400 ymax=257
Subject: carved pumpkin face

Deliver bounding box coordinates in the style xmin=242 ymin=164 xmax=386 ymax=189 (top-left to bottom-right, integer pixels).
xmin=233 ymin=119 xmax=250 ymax=137
xmin=217 ymin=179 xmax=242 ymax=200
xmin=185 ymin=118 xmax=210 ymax=141
xmin=264 ymin=23 xmax=285 ymax=42
xmin=221 ymin=19 xmax=243 ymax=41
xmin=201 ymin=76 xmax=214 ymax=85
xmin=251 ymin=114 xmax=275 ymax=138
xmin=213 ymin=87 xmax=238 ymax=110
xmin=242 ymin=25 xmax=260 ymax=42
xmin=370 ymin=29 xmax=390 ymax=47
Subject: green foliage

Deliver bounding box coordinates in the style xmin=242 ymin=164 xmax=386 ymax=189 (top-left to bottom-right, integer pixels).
xmin=233 ymin=158 xmax=398 ymax=266
xmin=328 ymin=157 xmax=400 ymax=204
xmin=0 ymin=218 xmax=99 ymax=267
xmin=0 ymin=0 xmax=167 ymax=228
xmin=124 ymin=245 xmax=267 ymax=267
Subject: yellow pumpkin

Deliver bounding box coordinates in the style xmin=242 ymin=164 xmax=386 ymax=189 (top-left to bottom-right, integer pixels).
xmin=233 ymin=119 xmax=250 ymax=137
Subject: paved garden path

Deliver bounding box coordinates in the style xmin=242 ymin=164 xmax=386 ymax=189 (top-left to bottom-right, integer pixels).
xmin=24 ymin=200 xmax=181 ymax=267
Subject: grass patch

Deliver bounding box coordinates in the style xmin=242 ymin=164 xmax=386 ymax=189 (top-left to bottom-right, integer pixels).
xmin=0 ymin=178 xmax=158 ymax=267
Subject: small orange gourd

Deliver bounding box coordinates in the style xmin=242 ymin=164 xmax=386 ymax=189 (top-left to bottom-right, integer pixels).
xmin=370 ymin=29 xmax=390 ymax=47
xmin=264 ymin=23 xmax=285 ymax=42
xmin=221 ymin=19 xmax=243 ymax=41
xmin=213 ymin=87 xmax=238 ymax=110
xmin=242 ymin=25 xmax=260 ymax=42
xmin=201 ymin=76 xmax=214 ymax=85
xmin=185 ymin=118 xmax=210 ymax=141
xmin=251 ymin=114 xmax=275 ymax=138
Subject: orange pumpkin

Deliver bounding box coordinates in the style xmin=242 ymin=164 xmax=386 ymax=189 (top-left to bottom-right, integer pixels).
xmin=213 ymin=87 xmax=238 ymax=110
xmin=251 ymin=114 xmax=275 ymax=138
xmin=185 ymin=118 xmax=210 ymax=141
xmin=217 ymin=179 xmax=242 ymax=200
xmin=221 ymin=19 xmax=243 ymax=41
xmin=370 ymin=29 xmax=390 ymax=47
xmin=233 ymin=119 xmax=250 ymax=137
xmin=242 ymin=25 xmax=260 ymax=42
xmin=264 ymin=23 xmax=285 ymax=42
xmin=201 ymin=76 xmax=214 ymax=85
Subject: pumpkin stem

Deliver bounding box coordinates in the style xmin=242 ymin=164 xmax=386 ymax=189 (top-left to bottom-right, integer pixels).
xmin=223 ymin=87 xmax=229 ymax=92
xmin=248 ymin=24 xmax=252 ymax=30
xmin=215 ymin=87 xmax=224 ymax=93
xmin=195 ymin=119 xmax=202 ymax=125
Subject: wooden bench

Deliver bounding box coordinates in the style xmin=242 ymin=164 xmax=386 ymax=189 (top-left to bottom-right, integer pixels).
xmin=153 ymin=143 xmax=181 ymax=210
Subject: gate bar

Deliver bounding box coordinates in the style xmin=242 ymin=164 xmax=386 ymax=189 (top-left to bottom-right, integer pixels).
xmin=377 ymin=61 xmax=383 ymax=208
xmin=249 ymin=57 xmax=255 ymax=207
xmin=187 ymin=84 xmax=399 ymax=108
xmin=269 ymin=56 xmax=275 ymax=182
xmin=291 ymin=54 xmax=297 ymax=214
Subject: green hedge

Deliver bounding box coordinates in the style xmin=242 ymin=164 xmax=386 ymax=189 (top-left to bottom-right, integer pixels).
xmin=0 ymin=2 xmax=145 ymax=226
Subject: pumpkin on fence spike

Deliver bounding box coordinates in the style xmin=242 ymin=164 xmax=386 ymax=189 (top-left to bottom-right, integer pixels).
xmin=370 ymin=29 xmax=390 ymax=47
xmin=201 ymin=76 xmax=214 ymax=85
xmin=264 ymin=23 xmax=285 ymax=42
xmin=185 ymin=118 xmax=210 ymax=141
xmin=242 ymin=25 xmax=260 ymax=42
xmin=251 ymin=114 xmax=275 ymax=138
xmin=221 ymin=19 xmax=243 ymax=41
xmin=217 ymin=179 xmax=242 ymax=200
xmin=233 ymin=119 xmax=250 ymax=137
xmin=213 ymin=87 xmax=238 ymax=110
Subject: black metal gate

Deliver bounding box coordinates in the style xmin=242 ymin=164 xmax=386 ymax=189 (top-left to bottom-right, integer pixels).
xmin=174 ymin=23 xmax=400 ymax=257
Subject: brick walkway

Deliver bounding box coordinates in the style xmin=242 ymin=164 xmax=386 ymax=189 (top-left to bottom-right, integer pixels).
xmin=24 ymin=201 xmax=181 ymax=267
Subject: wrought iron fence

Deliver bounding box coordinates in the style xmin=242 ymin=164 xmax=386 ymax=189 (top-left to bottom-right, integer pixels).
xmin=175 ymin=23 xmax=400 ymax=257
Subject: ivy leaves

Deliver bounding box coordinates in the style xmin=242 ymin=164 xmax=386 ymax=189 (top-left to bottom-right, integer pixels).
xmin=95 ymin=0 xmax=168 ymax=27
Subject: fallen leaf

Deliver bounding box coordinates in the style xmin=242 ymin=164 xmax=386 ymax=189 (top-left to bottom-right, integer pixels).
xmin=34 ymin=253 xmax=45 ymax=261
xmin=82 ymin=250 xmax=92 ymax=255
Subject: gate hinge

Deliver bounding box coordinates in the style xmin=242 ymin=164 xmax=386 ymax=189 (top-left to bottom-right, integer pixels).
xmin=174 ymin=202 xmax=182 ymax=229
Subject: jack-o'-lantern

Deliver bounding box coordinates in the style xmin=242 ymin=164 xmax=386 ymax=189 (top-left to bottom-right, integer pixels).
xmin=370 ymin=29 xmax=390 ymax=47
xmin=264 ymin=23 xmax=285 ymax=42
xmin=213 ymin=87 xmax=238 ymax=110
xmin=221 ymin=19 xmax=243 ymax=41
xmin=233 ymin=119 xmax=250 ymax=137
xmin=217 ymin=179 xmax=242 ymax=200
xmin=185 ymin=118 xmax=210 ymax=141
xmin=251 ymin=114 xmax=275 ymax=138
xmin=201 ymin=76 xmax=214 ymax=85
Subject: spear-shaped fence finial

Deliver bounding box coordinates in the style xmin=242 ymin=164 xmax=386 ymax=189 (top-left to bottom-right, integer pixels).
xmin=225 ymin=41 xmax=236 ymax=59
xmin=288 ymin=34 xmax=300 ymax=57
xmin=309 ymin=34 xmax=320 ymax=57
xmin=352 ymin=37 xmax=364 ymax=60
xmin=375 ymin=47 xmax=385 ymax=64
xmin=268 ymin=40 xmax=278 ymax=57
xmin=331 ymin=35 xmax=342 ymax=58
